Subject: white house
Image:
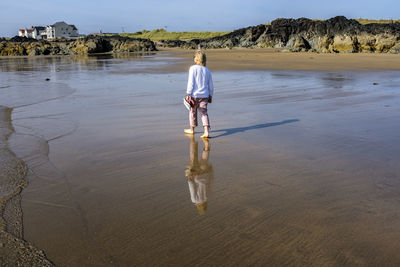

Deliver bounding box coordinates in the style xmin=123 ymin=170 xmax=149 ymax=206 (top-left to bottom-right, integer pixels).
xmin=18 ymin=29 xmax=28 ymax=37
xmin=18 ymin=26 xmax=46 ymax=39
xmin=42 ymin=21 xmax=79 ymax=39
xmin=18 ymin=22 xmax=78 ymax=39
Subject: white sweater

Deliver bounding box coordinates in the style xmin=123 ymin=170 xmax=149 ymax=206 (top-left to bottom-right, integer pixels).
xmin=188 ymin=177 xmax=208 ymax=204
xmin=186 ymin=65 xmax=214 ymax=98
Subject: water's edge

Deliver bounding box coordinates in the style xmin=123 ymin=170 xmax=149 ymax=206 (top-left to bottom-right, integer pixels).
xmin=0 ymin=105 xmax=54 ymax=266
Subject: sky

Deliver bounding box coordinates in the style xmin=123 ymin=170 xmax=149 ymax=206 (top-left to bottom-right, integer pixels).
xmin=1 ymin=0 xmax=400 ymax=37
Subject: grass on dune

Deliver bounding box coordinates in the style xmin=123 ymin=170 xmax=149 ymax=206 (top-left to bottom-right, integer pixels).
xmin=355 ymin=18 xmax=400 ymax=24
xmin=312 ymin=18 xmax=400 ymax=24
xmin=118 ymin=29 xmax=230 ymax=41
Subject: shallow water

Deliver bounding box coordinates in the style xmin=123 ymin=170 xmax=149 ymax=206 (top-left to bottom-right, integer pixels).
xmin=1 ymin=53 xmax=400 ymax=266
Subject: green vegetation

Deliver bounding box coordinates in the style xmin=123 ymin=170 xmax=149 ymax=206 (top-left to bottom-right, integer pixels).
xmin=355 ymin=18 xmax=400 ymax=24
xmin=116 ymin=29 xmax=230 ymax=41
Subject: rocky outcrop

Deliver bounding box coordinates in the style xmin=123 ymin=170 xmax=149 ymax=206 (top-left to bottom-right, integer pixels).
xmin=158 ymin=16 xmax=400 ymax=53
xmin=0 ymin=36 xmax=156 ymax=56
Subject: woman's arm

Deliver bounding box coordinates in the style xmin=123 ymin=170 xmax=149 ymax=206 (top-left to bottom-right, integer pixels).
xmin=208 ymin=71 xmax=214 ymax=103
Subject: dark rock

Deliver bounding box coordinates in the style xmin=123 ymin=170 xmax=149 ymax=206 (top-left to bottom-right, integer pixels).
xmin=159 ymin=16 xmax=400 ymax=53
xmin=9 ymin=36 xmax=39 ymax=43
xmin=0 ymin=36 xmax=156 ymax=56
xmin=287 ymin=35 xmax=311 ymax=52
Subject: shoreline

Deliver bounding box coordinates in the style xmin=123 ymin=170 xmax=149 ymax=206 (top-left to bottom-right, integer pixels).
xmin=0 ymin=106 xmax=53 ymax=266
xmin=1 ymin=47 xmax=400 ymax=72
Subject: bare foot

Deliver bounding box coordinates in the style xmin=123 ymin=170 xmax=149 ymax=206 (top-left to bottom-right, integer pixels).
xmin=184 ymin=129 xmax=194 ymax=134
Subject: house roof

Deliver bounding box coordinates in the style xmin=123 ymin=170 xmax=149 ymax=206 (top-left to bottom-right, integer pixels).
xmin=33 ymin=26 xmax=45 ymax=31
xmin=50 ymin=21 xmax=78 ymax=31
xmin=51 ymin=21 xmax=68 ymax=27
xmin=19 ymin=29 xmax=26 ymax=33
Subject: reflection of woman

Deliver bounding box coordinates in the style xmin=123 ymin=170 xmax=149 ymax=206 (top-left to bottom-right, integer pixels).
xmin=185 ymin=135 xmax=213 ymax=215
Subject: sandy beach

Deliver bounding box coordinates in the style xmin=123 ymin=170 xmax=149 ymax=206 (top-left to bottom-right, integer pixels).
xmin=157 ymin=48 xmax=400 ymax=72
xmin=1 ymin=49 xmax=400 ymax=266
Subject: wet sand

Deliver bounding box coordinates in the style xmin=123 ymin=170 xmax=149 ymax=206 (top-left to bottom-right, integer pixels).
xmin=0 ymin=106 xmax=53 ymax=266
xmin=1 ymin=50 xmax=400 ymax=266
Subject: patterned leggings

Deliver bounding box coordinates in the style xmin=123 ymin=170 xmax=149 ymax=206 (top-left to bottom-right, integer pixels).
xmin=189 ymin=98 xmax=209 ymax=127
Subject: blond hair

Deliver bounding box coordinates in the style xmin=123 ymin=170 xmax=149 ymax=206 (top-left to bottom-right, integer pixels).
xmin=194 ymin=50 xmax=206 ymax=66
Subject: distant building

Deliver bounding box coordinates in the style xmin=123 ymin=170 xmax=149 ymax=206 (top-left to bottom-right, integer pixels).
xmin=88 ymin=29 xmax=103 ymax=36
xmin=18 ymin=29 xmax=27 ymax=37
xmin=18 ymin=26 xmax=46 ymax=39
xmin=31 ymin=26 xmax=46 ymax=39
xmin=18 ymin=22 xmax=79 ymax=40
xmin=42 ymin=21 xmax=79 ymax=39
